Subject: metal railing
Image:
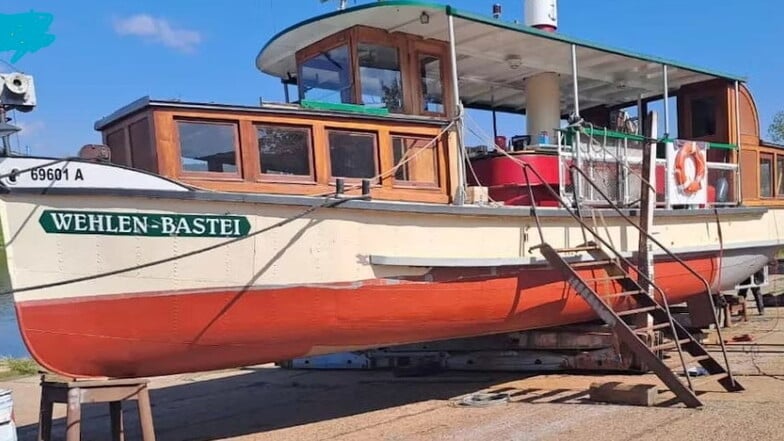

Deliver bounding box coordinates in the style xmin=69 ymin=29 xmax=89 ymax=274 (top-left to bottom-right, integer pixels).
xmin=559 ymin=127 xmax=740 ymax=209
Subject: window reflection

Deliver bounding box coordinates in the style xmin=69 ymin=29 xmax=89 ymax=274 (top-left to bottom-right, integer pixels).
xmin=392 ymin=135 xmax=438 ymax=187
xmin=777 ymin=156 xmax=784 ymax=197
xmin=358 ymin=43 xmax=403 ymax=112
xmin=419 ymin=55 xmax=444 ymax=114
xmin=328 ymin=130 xmax=378 ymax=179
xmin=177 ymin=121 xmax=238 ymax=174
xmin=760 ymin=155 xmax=773 ymax=198
xmin=257 ymin=125 xmax=312 ymax=178
xmin=299 ymin=45 xmax=352 ymax=104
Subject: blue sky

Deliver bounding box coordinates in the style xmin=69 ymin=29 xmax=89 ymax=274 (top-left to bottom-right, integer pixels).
xmin=4 ymin=0 xmax=783 ymax=156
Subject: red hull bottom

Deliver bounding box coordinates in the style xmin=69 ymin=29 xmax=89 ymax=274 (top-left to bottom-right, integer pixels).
xmin=16 ymin=256 xmax=717 ymax=378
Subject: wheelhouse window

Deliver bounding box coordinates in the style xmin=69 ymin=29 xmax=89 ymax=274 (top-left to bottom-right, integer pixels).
xmin=257 ymin=125 xmax=313 ymax=180
xmin=177 ymin=121 xmax=239 ymax=175
xmin=327 ymin=130 xmax=378 ymax=180
xmin=777 ymin=155 xmax=784 ymax=197
xmin=392 ymin=135 xmax=438 ymax=187
xmin=760 ymin=153 xmax=773 ymax=198
xmin=299 ymin=45 xmax=352 ymax=104
xmin=419 ymin=54 xmax=444 ymax=114
xmin=357 ymin=43 xmax=403 ymax=112
xmin=691 ymin=97 xmax=717 ymax=138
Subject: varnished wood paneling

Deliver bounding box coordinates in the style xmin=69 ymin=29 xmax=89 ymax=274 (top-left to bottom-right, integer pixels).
xmin=738 ymin=84 xmax=760 ymax=139
xmin=740 ymin=148 xmax=759 ymax=200
xmin=239 ymin=120 xmax=261 ymax=182
xmin=153 ymin=111 xmax=178 ymax=177
xmin=128 ymin=115 xmax=157 ymax=173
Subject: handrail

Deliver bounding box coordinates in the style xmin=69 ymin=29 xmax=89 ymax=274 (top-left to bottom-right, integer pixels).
xmin=568 ymin=164 xmax=736 ymax=388
xmin=518 ymin=160 xmax=694 ymax=388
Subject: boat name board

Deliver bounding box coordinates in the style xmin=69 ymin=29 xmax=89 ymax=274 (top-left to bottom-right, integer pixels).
xmin=38 ymin=210 xmax=251 ymax=238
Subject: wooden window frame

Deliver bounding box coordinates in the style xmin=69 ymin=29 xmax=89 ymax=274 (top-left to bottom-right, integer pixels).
xmin=389 ymin=133 xmax=440 ymax=189
xmin=777 ymin=154 xmax=784 ymax=199
xmin=759 ymin=152 xmax=774 ymax=199
xmin=325 ymin=128 xmax=381 ymax=184
xmin=352 ymin=26 xmax=410 ymax=113
xmin=410 ymin=39 xmax=450 ymax=118
xmin=173 ymin=118 xmax=243 ymax=181
xmin=255 ymin=123 xmax=316 ymax=184
xmin=295 ymin=32 xmax=353 ymax=105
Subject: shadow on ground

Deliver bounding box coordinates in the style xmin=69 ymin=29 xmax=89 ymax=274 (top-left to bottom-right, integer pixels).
xmin=16 ymin=367 xmax=546 ymax=441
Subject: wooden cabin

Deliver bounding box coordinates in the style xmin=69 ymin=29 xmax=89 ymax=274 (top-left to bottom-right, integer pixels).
xmin=93 ymin=3 xmax=782 ymax=209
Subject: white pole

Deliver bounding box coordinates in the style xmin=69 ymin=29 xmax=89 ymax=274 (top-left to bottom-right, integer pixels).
xmin=637 ymin=94 xmax=643 ymax=135
xmin=448 ymin=14 xmax=466 ymax=205
xmin=571 ymin=44 xmax=580 ymax=117
xmin=663 ymin=65 xmax=670 ymax=136
xmin=735 ymin=80 xmax=742 ymax=204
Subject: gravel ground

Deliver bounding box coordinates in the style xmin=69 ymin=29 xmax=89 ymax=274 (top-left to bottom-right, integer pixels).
xmin=5 ymin=300 xmax=784 ymax=441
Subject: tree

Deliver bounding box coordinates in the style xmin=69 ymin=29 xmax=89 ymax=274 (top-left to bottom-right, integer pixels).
xmin=769 ymin=111 xmax=784 ymax=143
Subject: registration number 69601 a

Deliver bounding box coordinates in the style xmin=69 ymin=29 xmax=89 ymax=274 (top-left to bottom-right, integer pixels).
xmin=27 ymin=167 xmax=84 ymax=181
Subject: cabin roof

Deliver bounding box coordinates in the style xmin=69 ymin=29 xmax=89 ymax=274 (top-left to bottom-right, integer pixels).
xmin=256 ymin=1 xmax=746 ymax=114
xmin=93 ymin=96 xmax=449 ymax=130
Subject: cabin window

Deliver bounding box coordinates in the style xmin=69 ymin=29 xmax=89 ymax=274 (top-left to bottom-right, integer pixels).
xmin=392 ymin=135 xmax=438 ymax=187
xmin=777 ymin=155 xmax=784 ymax=197
xmin=299 ymin=45 xmax=352 ymax=104
xmin=105 ymin=128 xmax=130 ymax=166
xmin=419 ymin=55 xmax=444 ymax=114
xmin=760 ymin=153 xmax=773 ymax=198
xmin=327 ymin=130 xmax=378 ymax=180
xmin=357 ymin=43 xmax=403 ymax=112
xmin=257 ymin=125 xmax=313 ymax=180
xmin=177 ymin=121 xmax=239 ymax=175
xmin=690 ymin=97 xmax=716 ymax=138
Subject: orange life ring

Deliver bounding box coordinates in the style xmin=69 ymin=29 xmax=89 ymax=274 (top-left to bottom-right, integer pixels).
xmin=674 ymin=141 xmax=706 ymax=195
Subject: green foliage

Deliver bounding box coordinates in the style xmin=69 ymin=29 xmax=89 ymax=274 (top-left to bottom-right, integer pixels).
xmin=769 ymin=111 xmax=784 ymax=143
xmin=0 ymin=357 xmax=38 ymax=378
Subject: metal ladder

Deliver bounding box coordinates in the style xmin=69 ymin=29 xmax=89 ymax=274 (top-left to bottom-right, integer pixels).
xmin=517 ymin=163 xmax=743 ymax=408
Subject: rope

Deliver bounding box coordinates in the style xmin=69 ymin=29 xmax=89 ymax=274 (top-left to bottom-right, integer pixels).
xmin=0 ymin=194 xmax=364 ymax=295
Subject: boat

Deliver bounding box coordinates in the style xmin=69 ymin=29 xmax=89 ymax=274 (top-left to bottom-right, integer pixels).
xmin=0 ymin=0 xmax=781 ymax=380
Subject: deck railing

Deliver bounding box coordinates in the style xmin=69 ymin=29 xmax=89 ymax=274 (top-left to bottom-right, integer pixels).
xmin=556 ymin=127 xmax=739 ymax=209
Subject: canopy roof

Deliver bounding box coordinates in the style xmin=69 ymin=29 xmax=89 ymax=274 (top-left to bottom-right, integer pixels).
xmin=256 ymin=1 xmax=745 ymax=114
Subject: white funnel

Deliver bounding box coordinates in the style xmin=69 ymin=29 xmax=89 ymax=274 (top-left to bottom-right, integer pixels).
xmin=525 ymin=0 xmax=558 ymax=32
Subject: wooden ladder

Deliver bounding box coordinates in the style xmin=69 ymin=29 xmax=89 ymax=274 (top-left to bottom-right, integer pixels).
xmin=537 ymin=242 xmax=743 ymax=408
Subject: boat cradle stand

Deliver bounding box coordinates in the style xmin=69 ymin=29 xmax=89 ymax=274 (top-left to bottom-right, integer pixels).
xmin=37 ymin=374 xmax=155 ymax=441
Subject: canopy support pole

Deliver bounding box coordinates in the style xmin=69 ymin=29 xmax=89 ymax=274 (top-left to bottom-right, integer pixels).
xmin=571 ymin=44 xmax=580 ymax=118
xmin=637 ymin=94 xmax=643 ymax=135
xmin=663 ymin=65 xmax=670 ymax=137
xmin=448 ymin=13 xmax=466 ymax=205
xmin=735 ymin=80 xmax=742 ymax=205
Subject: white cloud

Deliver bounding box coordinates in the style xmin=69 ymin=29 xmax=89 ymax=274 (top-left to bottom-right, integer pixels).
xmin=113 ymin=14 xmax=202 ymax=53
xmin=14 ymin=120 xmax=44 ymax=137
xmin=8 ymin=120 xmax=46 ymax=155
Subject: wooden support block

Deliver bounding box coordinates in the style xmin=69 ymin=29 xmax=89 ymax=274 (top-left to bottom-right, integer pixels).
xmin=466 ymin=186 xmax=488 ymax=205
xmin=588 ymin=381 xmax=658 ymax=407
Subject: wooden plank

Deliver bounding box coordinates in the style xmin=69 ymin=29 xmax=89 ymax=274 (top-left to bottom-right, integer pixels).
xmin=589 ymin=381 xmax=658 ymax=407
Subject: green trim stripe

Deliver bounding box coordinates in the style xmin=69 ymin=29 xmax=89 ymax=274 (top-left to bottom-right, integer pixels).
xmin=300 ymin=100 xmax=390 ymax=115
xmin=573 ymin=127 xmax=738 ymax=150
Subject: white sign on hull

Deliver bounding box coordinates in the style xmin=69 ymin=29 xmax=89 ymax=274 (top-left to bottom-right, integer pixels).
xmin=0 ymin=157 xmax=191 ymax=192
